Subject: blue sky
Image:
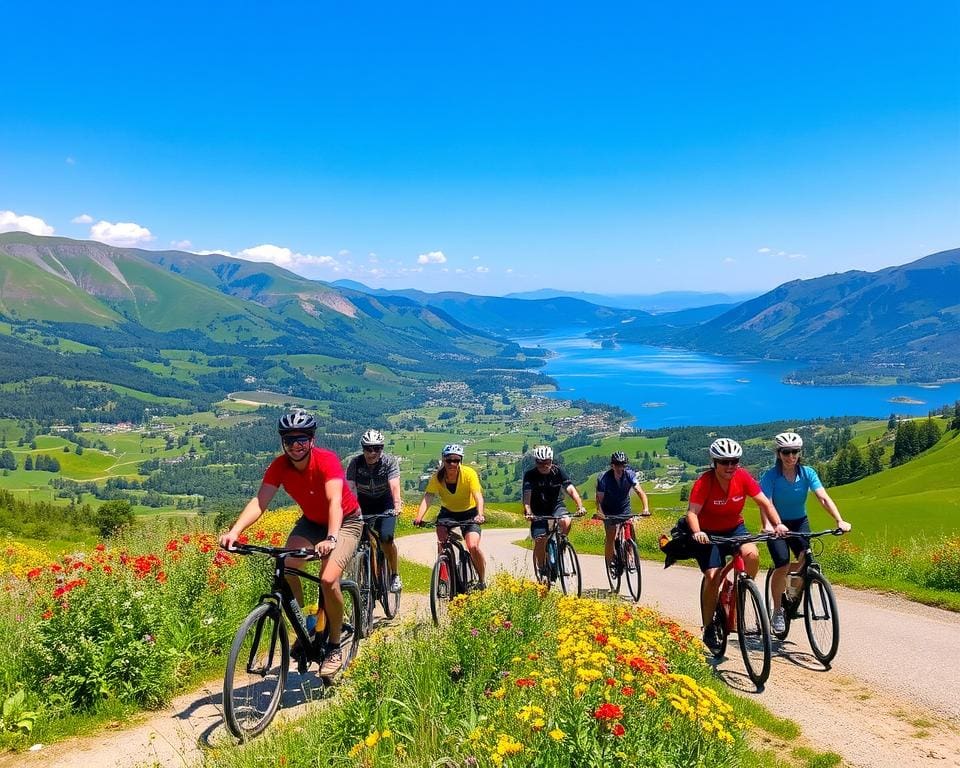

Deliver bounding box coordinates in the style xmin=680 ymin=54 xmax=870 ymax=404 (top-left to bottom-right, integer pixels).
xmin=2 ymin=2 xmax=958 ymax=295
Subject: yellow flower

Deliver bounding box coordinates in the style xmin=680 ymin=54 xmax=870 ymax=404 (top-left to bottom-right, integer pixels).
xmin=364 ymin=730 xmax=381 ymax=748
xmin=549 ymin=728 xmax=566 ymax=741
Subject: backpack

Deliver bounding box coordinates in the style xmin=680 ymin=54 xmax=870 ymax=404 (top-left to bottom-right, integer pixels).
xmin=658 ymin=515 xmax=696 ymax=568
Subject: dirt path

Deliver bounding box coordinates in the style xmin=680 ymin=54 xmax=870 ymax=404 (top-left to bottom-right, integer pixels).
xmin=1 ymin=596 xmax=430 ymax=768
xmin=8 ymin=530 xmax=960 ymax=768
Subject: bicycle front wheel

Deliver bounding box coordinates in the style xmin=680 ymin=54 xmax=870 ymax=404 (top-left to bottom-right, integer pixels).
xmin=430 ymin=556 xmax=453 ymax=625
xmin=355 ymin=549 xmax=375 ymax=638
xmin=223 ymin=602 xmax=288 ymax=740
xmin=804 ymin=571 xmax=840 ymax=666
xmin=606 ymin=541 xmax=622 ymax=593
xmin=623 ymin=539 xmax=642 ymax=602
xmin=737 ymin=578 xmax=772 ymax=688
xmin=558 ymin=541 xmax=582 ymax=597
xmin=377 ymin=549 xmax=400 ymax=619
xmin=338 ymin=580 xmax=363 ymax=669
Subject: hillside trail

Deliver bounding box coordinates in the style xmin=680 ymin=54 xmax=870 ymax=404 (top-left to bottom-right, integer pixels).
xmin=7 ymin=530 xmax=960 ymax=768
xmin=1 ymin=595 xmax=431 ymax=768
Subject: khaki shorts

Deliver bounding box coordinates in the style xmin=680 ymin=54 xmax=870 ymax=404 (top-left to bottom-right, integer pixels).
xmin=288 ymin=513 xmax=363 ymax=572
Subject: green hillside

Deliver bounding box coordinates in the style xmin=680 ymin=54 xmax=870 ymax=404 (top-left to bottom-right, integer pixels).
xmin=826 ymin=429 xmax=960 ymax=538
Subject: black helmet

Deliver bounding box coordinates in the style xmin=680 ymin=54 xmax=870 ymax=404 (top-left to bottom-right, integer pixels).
xmin=278 ymin=410 xmax=317 ymax=435
xmin=611 ymin=451 xmax=628 ymax=464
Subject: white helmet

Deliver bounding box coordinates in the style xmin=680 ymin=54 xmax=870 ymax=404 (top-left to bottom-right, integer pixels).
xmin=709 ymin=438 xmax=743 ymax=460
xmin=532 ymin=445 xmax=554 ymax=461
xmin=360 ymin=429 xmax=385 ymax=447
xmin=774 ymin=432 xmax=803 ymax=450
xmin=441 ymin=443 xmax=464 ymax=457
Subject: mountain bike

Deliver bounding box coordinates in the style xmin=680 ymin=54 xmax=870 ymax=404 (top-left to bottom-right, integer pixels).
xmin=529 ymin=510 xmax=584 ymax=596
xmin=764 ymin=529 xmax=844 ymax=666
xmin=354 ymin=513 xmax=401 ymax=637
xmin=700 ymin=532 xmax=774 ymax=688
xmin=417 ymin=519 xmax=481 ymax=624
xmin=603 ymin=514 xmax=644 ymax=601
xmin=221 ymin=543 xmax=362 ymax=740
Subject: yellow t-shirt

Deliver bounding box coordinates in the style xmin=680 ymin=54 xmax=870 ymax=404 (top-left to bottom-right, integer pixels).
xmin=425 ymin=464 xmax=482 ymax=512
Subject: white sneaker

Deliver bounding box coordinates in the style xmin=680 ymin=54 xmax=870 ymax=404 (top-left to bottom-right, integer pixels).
xmin=389 ymin=574 xmax=402 ymax=593
xmin=772 ymin=609 xmax=786 ymax=634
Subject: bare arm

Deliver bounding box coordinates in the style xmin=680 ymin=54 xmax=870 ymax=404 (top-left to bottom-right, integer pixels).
xmin=523 ymin=488 xmax=533 ymax=519
xmin=633 ymin=482 xmax=650 ymax=515
xmin=564 ymin=483 xmax=585 ymax=510
xmin=752 ymin=491 xmax=786 ymax=533
xmin=595 ymin=491 xmax=605 ymax=519
xmin=814 ymin=488 xmax=851 ymax=531
xmin=314 ymin=477 xmax=345 ymax=558
xmin=414 ymin=492 xmax=435 ymax=525
xmin=220 ymin=483 xmax=278 ymax=547
xmin=389 ymin=476 xmax=403 ymax=514
xmin=686 ymin=501 xmax=709 ymax=543
xmin=473 ymin=488 xmax=485 ymax=524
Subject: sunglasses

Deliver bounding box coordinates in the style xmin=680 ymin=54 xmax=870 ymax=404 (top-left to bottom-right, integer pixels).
xmin=282 ymin=435 xmax=312 ymax=447
xmin=363 ymin=446 xmax=384 ymax=453
xmin=535 ymin=459 xmax=553 ymax=466
xmin=611 ymin=461 xmax=627 ymax=467
xmin=715 ymin=459 xmax=740 ymax=467
xmin=444 ymin=458 xmax=462 ymax=464
xmin=779 ymin=449 xmax=801 ymax=456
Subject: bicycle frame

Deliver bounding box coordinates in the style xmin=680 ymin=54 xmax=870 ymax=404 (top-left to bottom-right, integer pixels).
xmin=423 ymin=519 xmax=480 ymax=594
xmin=529 ymin=511 xmax=583 ymax=585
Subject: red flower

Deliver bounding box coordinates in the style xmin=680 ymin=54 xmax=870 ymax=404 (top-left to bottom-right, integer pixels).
xmin=156 ymin=571 xmax=168 ymax=584
xmin=594 ymin=632 xmax=609 ymax=646
xmin=26 ymin=567 xmax=43 ymax=581
xmin=605 ymin=677 xmax=617 ymax=686
xmin=95 ymin=543 xmax=106 ymax=552
xmin=611 ymin=723 xmax=626 ymax=737
xmin=165 ymin=540 xmax=179 ymax=552
xmin=593 ymin=703 xmax=624 ymax=720
xmin=255 ymin=529 xmax=267 ymax=541
xmin=515 ymin=678 xmax=536 ymax=688
xmin=42 ymin=609 xmax=54 ymax=620
xmin=621 ymin=685 xmax=635 ymax=697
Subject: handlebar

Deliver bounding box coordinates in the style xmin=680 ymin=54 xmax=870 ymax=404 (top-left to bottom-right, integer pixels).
xmin=782 ymin=528 xmax=846 ymax=539
xmin=415 ymin=518 xmax=482 ymax=528
xmin=361 ymin=512 xmax=400 ymax=521
xmin=704 ymin=532 xmax=776 ymax=546
xmin=596 ymin=513 xmax=648 ymax=523
xmin=221 ymin=543 xmax=320 ymax=561
xmin=527 ymin=510 xmax=586 ymax=521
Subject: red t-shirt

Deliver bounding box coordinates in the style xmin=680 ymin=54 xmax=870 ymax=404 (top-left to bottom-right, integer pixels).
xmin=262 ymin=447 xmax=360 ymax=525
xmin=689 ymin=467 xmax=761 ymax=531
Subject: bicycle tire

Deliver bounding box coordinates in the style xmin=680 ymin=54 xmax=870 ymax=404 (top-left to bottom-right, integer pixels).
xmin=355 ymin=547 xmax=375 ymax=638
xmin=223 ymin=602 xmax=288 ymax=740
xmin=606 ymin=540 xmax=622 ymax=593
xmin=430 ymin=556 xmax=453 ymax=625
xmin=737 ymin=578 xmax=772 ymax=688
xmin=804 ymin=571 xmax=840 ymax=666
xmin=699 ymin=575 xmax=728 ymax=658
xmin=377 ymin=548 xmax=400 ymax=619
xmin=623 ymin=539 xmax=642 ymax=602
xmin=558 ymin=540 xmax=582 ymax=597
xmin=337 ymin=580 xmax=363 ymax=670
xmin=763 ymin=567 xmax=792 ymax=640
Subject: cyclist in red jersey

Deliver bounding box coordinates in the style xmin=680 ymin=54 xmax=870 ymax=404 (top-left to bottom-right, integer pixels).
xmin=686 ymin=437 xmax=787 ymax=652
xmin=219 ymin=410 xmax=363 ymax=676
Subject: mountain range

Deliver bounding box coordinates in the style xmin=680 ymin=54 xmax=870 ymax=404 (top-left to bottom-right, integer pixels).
xmin=599 ymin=248 xmax=960 ymax=383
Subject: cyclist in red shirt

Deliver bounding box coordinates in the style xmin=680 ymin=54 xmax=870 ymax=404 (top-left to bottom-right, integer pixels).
xmin=686 ymin=437 xmax=787 ymax=652
xmin=219 ymin=410 xmax=363 ymax=676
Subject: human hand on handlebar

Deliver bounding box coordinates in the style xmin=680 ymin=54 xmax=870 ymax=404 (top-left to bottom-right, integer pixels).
xmin=219 ymin=531 xmax=240 ymax=550
xmin=773 ymin=523 xmax=789 ymax=537
xmin=475 ymin=513 xmax=485 ymax=524
xmin=315 ymin=539 xmax=336 ymax=558
xmin=837 ymin=520 xmax=852 ymax=533
xmin=693 ymin=531 xmax=709 ymax=544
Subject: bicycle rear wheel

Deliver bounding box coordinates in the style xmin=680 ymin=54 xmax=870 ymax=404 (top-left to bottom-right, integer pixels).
xmin=804 ymin=571 xmax=840 ymax=666
xmin=558 ymin=541 xmax=582 ymax=597
xmin=623 ymin=539 xmax=642 ymax=602
xmin=606 ymin=541 xmax=622 ymax=593
xmin=764 ymin=567 xmax=792 ymax=640
xmin=377 ymin=549 xmax=400 ymax=619
xmin=737 ymin=578 xmax=772 ymax=688
xmin=223 ymin=602 xmax=288 ymax=740
xmin=430 ymin=555 xmax=453 ymax=625
xmin=355 ymin=548 xmax=375 ymax=638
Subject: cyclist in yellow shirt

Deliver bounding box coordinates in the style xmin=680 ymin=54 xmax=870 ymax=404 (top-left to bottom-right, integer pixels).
xmin=413 ymin=443 xmax=488 ymax=588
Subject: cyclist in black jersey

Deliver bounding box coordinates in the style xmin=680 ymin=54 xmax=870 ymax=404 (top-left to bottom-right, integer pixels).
xmin=523 ymin=445 xmax=585 ymax=578
xmin=345 ymin=429 xmax=404 ymax=593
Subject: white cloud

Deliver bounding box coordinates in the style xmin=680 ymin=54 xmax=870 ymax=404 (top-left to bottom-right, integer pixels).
xmin=505 ymin=268 xmax=514 ymax=274
xmin=778 ymin=251 xmax=787 ymax=256
xmin=65 ymin=156 xmax=76 ymax=165
xmin=472 ymin=255 xmax=480 ymax=260
xmin=417 ymin=250 xmax=447 ymax=265
xmin=455 ymin=268 xmax=465 ymax=274
xmin=786 ymin=253 xmax=807 ymax=260
xmin=338 ymin=249 xmax=351 ymax=258
xmin=723 ymin=257 xmax=736 ymax=264
xmin=757 ymin=247 xmax=772 ymax=254
xmin=71 ymin=213 xmax=93 ymax=224
xmin=171 ymin=239 xmax=193 ymax=249
xmin=476 ymin=266 xmax=489 ymax=273
xmin=236 ymin=243 xmax=338 ymax=270
xmin=0 ymin=210 xmax=55 ymax=236
xmin=91 ymin=220 xmax=154 ymax=247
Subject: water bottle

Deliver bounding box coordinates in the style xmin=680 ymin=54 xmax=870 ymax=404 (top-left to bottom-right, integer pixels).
xmin=305 ymin=613 xmax=317 ymax=634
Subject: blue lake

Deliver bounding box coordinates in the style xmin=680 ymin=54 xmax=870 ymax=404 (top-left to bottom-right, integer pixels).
xmin=530 ymin=332 xmax=960 ymax=429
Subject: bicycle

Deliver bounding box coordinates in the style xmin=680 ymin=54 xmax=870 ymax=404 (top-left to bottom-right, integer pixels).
xmin=700 ymin=532 xmax=774 ymax=688
xmin=354 ymin=513 xmax=401 ymax=636
xmin=417 ymin=519 xmax=481 ymax=624
xmin=763 ymin=529 xmax=844 ymax=666
xmin=221 ymin=543 xmax=362 ymax=740
xmin=529 ymin=510 xmax=584 ymax=596
xmin=603 ymin=514 xmax=644 ymax=602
